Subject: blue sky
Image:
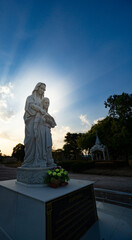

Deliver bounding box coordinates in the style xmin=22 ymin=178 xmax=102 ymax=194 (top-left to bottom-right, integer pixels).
xmin=0 ymin=0 xmax=132 ymax=155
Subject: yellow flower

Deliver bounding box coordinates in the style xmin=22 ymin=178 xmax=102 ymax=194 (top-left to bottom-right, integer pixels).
xmin=48 ymin=170 xmax=52 ymax=175
xmin=57 ymin=173 xmax=61 ymax=177
xmin=53 ymin=172 xmax=57 ymax=176
xmin=56 ymin=169 xmax=59 ymax=172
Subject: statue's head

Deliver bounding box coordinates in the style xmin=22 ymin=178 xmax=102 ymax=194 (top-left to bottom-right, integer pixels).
xmin=32 ymin=82 xmax=46 ymax=98
xmin=41 ymin=97 xmax=50 ymax=111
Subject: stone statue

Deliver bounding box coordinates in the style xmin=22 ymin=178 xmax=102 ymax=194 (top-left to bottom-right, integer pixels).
xmin=22 ymin=83 xmax=56 ymax=168
xmin=34 ymin=97 xmax=56 ymax=167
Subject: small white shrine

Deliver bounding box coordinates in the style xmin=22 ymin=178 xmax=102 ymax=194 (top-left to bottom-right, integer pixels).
xmin=90 ymin=133 xmax=109 ymax=161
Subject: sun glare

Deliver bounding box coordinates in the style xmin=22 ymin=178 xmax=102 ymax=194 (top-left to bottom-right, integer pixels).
xmin=0 ymin=64 xmax=74 ymax=155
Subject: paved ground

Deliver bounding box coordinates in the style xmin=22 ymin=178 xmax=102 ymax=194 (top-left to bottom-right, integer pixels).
xmin=0 ymin=164 xmax=17 ymax=181
xmin=69 ymin=173 xmax=132 ymax=193
xmin=0 ymin=164 xmax=132 ymax=193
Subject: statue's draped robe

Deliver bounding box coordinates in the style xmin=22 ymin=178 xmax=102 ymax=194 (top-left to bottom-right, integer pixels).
xmin=22 ymin=95 xmax=53 ymax=167
xmin=34 ymin=112 xmax=53 ymax=167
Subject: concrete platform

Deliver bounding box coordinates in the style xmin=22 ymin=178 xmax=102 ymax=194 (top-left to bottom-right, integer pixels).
xmin=0 ymin=179 xmax=97 ymax=240
xmin=81 ymin=201 xmax=132 ymax=240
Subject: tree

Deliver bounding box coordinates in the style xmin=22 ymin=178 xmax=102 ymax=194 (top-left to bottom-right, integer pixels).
xmin=12 ymin=143 xmax=25 ymax=162
xmin=77 ymin=130 xmax=96 ymax=152
xmin=78 ymin=117 xmax=112 ymax=152
xmin=52 ymin=149 xmax=65 ymax=162
xmin=78 ymin=115 xmax=132 ymax=161
xmin=63 ymin=132 xmax=82 ymax=160
xmin=104 ymin=92 xmax=132 ymax=120
xmin=104 ymin=92 xmax=132 ymax=161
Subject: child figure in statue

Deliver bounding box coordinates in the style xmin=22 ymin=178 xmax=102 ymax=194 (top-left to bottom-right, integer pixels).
xmin=34 ymin=97 xmax=56 ymax=168
xmin=41 ymin=97 xmax=56 ymax=129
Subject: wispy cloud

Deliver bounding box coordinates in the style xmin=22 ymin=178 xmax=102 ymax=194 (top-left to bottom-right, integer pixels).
xmin=0 ymin=82 xmax=13 ymax=96
xmin=93 ymin=117 xmax=104 ymax=124
xmin=0 ymin=82 xmax=15 ymax=121
xmin=79 ymin=114 xmax=91 ymax=133
xmin=80 ymin=114 xmax=91 ymax=127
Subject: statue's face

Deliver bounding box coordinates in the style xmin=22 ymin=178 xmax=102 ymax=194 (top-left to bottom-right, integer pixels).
xmin=43 ymin=99 xmax=49 ymax=110
xmin=38 ymin=84 xmax=46 ymax=95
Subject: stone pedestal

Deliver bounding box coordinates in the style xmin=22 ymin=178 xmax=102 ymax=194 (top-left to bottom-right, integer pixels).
xmin=17 ymin=167 xmax=51 ymax=185
xmin=0 ymin=179 xmax=98 ymax=240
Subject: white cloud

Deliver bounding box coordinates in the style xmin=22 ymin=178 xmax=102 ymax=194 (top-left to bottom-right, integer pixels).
xmin=0 ymin=108 xmax=14 ymax=121
xmin=0 ymin=82 xmax=15 ymax=121
xmin=78 ymin=114 xmax=91 ymax=133
xmin=93 ymin=117 xmax=104 ymax=124
xmin=0 ymin=82 xmax=13 ymax=96
xmin=0 ymin=99 xmax=7 ymax=108
xmin=80 ymin=114 xmax=91 ymax=127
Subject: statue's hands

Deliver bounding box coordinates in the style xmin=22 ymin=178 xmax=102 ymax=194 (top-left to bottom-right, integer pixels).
xmin=51 ymin=122 xmax=56 ymax=128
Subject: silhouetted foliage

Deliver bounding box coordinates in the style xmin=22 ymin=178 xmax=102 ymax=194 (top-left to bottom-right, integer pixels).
xmin=52 ymin=149 xmax=65 ymax=163
xmin=78 ymin=93 xmax=132 ymax=162
xmin=12 ymin=143 xmax=25 ymax=162
xmin=104 ymin=92 xmax=132 ymax=120
xmin=63 ymin=132 xmax=82 ymax=160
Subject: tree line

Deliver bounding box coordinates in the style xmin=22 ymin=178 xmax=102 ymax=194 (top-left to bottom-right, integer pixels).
xmin=55 ymin=92 xmax=132 ymax=162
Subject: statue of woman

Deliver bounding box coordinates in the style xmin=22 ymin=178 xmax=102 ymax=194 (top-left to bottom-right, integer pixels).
xmin=22 ymin=83 xmax=56 ymax=168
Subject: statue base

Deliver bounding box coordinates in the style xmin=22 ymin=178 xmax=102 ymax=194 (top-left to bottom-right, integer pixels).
xmin=0 ymin=179 xmax=98 ymax=240
xmin=17 ymin=167 xmax=52 ymax=185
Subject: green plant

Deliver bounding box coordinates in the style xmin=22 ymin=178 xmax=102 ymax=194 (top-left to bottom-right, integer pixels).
xmin=44 ymin=166 xmax=70 ymax=185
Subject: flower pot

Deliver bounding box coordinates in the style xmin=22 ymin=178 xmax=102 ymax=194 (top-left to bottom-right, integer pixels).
xmin=49 ymin=183 xmax=59 ymax=188
xmin=60 ymin=182 xmax=68 ymax=187
xmin=49 ymin=179 xmax=60 ymax=188
xmin=45 ymin=167 xmax=70 ymax=187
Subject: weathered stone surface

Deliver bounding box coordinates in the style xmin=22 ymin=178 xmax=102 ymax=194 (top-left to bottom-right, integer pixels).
xmin=17 ymin=167 xmax=51 ymax=184
xmin=22 ymin=82 xmax=56 ymax=169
